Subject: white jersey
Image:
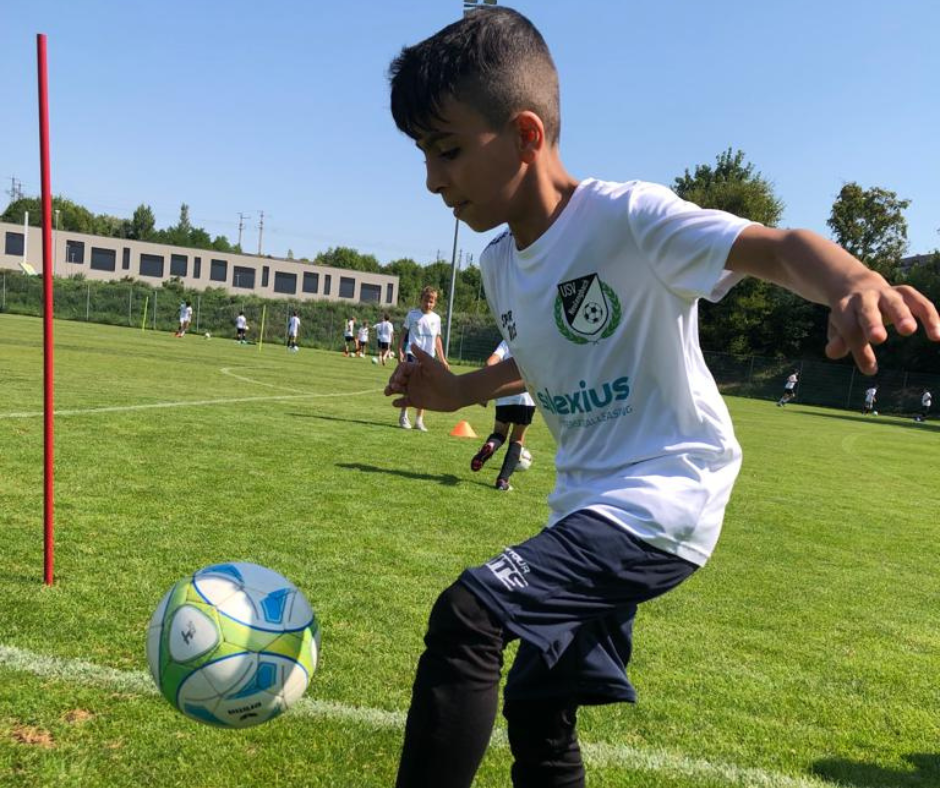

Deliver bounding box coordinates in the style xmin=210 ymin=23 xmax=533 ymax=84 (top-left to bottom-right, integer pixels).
xmin=288 ymin=316 xmax=301 ymax=336
xmin=492 ymin=341 xmax=535 ymax=407
xmin=785 ymin=374 xmax=798 ymax=390
xmin=922 ymin=392 xmax=932 ymax=408
xmin=481 ymin=178 xmax=753 ymax=566
xmin=235 ymin=315 xmax=247 ymax=330
xmin=358 ymin=325 xmax=369 ymax=343
xmin=179 ymin=303 xmax=188 ymax=321
xmin=865 ymin=387 xmax=877 ymax=404
xmin=403 ymin=308 xmax=442 ymax=358
xmin=344 ymin=319 xmax=355 ymax=338
xmin=376 ymin=320 xmax=394 ymax=344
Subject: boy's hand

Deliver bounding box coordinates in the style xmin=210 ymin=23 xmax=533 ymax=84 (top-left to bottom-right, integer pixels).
xmin=385 ymin=346 xmax=464 ymax=411
xmin=826 ymin=283 xmax=940 ymax=375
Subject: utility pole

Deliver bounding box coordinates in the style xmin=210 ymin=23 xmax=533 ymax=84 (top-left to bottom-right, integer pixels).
xmin=7 ymin=176 xmax=24 ymax=202
xmin=257 ymin=211 xmax=265 ymax=256
xmin=237 ymin=212 xmax=250 ymax=248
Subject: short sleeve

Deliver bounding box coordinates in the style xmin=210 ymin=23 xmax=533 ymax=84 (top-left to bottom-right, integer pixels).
xmin=627 ymin=182 xmax=755 ymax=302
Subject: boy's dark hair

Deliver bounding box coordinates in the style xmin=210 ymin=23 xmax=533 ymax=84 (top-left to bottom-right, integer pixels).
xmin=389 ymin=7 xmax=560 ymax=145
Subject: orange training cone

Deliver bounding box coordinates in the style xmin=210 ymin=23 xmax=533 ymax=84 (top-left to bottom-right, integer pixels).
xmin=450 ymin=420 xmax=478 ymax=438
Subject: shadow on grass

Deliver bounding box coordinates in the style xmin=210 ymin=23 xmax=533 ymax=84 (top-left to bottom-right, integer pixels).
xmin=337 ymin=462 xmax=460 ymax=486
xmin=788 ymin=408 xmax=940 ymax=434
xmin=813 ymin=753 xmax=940 ymax=787
xmin=287 ymin=412 xmax=404 ymax=431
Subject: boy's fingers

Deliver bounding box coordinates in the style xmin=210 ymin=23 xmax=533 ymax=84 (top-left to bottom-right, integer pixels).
xmin=895 ymin=285 xmax=940 ymax=340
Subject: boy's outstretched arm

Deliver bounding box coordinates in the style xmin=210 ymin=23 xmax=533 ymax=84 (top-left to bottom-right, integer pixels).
xmin=726 ymin=226 xmax=940 ymax=375
xmin=385 ymin=346 xmax=525 ymax=411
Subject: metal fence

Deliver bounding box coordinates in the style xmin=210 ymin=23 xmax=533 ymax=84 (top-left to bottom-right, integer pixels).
xmin=3 ymin=272 xmax=936 ymax=415
xmin=0 ymin=272 xmax=504 ymax=366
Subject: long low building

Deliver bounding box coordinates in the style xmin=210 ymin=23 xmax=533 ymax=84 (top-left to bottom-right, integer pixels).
xmin=0 ymin=221 xmax=398 ymax=306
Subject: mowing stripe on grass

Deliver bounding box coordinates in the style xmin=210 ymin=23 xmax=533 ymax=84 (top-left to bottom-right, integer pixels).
xmin=0 ymin=643 xmax=840 ymax=788
xmin=0 ymin=388 xmax=382 ymax=420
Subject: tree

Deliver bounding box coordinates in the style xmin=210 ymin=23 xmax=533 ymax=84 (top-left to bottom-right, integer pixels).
xmin=316 ymin=246 xmax=381 ymax=272
xmin=674 ymin=148 xmax=785 ymax=227
xmin=827 ymin=182 xmax=910 ymax=277
xmin=130 ymin=204 xmax=156 ymax=240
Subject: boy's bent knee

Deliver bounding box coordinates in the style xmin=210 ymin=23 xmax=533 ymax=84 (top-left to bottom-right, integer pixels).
xmin=425 ymin=583 xmax=505 ymax=678
xmin=504 ymin=699 xmax=584 ymax=788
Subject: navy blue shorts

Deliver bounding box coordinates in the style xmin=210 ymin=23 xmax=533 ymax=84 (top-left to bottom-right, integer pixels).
xmin=460 ymin=510 xmax=697 ymax=705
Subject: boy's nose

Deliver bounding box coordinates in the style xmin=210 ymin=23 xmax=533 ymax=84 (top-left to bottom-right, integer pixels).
xmin=425 ymin=160 xmax=447 ymax=195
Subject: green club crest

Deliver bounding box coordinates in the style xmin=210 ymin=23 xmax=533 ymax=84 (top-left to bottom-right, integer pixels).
xmin=554 ymin=274 xmax=621 ymax=344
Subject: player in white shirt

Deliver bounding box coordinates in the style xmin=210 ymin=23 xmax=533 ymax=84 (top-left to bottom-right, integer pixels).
xmin=397 ymin=286 xmax=449 ymax=431
xmin=235 ymin=311 xmax=249 ymax=344
xmin=343 ymin=317 xmax=357 ymax=357
xmin=915 ymin=388 xmax=932 ymax=422
xmin=777 ymin=370 xmax=799 ymax=406
xmin=356 ymin=322 xmax=370 ymax=357
xmin=385 ymin=9 xmax=940 ymax=787
xmin=374 ymin=313 xmax=395 ymax=365
xmin=470 ymin=340 xmax=536 ymax=491
xmin=863 ymin=385 xmax=878 ymax=414
xmin=287 ymin=311 xmax=301 ymax=353
xmin=175 ymin=301 xmax=193 ymax=337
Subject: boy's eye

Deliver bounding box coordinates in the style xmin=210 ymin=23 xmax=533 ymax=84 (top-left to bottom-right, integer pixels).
xmin=439 ymin=147 xmax=460 ymax=161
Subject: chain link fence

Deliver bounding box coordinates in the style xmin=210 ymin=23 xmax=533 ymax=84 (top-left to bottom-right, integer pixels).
xmin=3 ymin=272 xmax=936 ymax=415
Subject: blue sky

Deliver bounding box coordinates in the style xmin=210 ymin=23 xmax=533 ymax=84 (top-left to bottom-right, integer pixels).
xmin=3 ymin=0 xmax=937 ymax=267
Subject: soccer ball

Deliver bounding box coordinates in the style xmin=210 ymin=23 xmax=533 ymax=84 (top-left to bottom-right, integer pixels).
xmin=372 ymin=357 xmax=379 ymax=364
xmin=582 ymin=302 xmax=604 ymax=324
xmin=517 ymin=447 xmax=533 ymax=472
xmin=204 ymin=332 xmax=211 ymax=339
xmin=872 ymin=411 xmax=878 ymax=416
xmin=146 ymin=562 xmax=320 ymax=729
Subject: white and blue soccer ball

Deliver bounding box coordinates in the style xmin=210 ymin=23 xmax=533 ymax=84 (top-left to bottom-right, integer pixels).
xmin=146 ymin=562 xmax=320 ymax=729
xmin=517 ymin=447 xmax=533 ymax=472
xmin=204 ymin=332 xmax=211 ymax=339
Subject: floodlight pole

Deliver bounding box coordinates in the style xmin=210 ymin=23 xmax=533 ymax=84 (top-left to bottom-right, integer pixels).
xmin=37 ymin=33 xmax=56 ymax=586
xmin=443 ymin=217 xmax=459 ymax=359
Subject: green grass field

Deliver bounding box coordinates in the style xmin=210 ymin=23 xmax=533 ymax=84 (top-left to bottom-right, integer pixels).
xmin=2 ymin=312 xmax=939 ymax=788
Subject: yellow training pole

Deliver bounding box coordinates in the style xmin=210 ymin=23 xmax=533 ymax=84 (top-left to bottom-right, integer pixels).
xmin=140 ymin=295 xmax=149 ymax=332
xmin=258 ymin=304 xmax=267 ymax=351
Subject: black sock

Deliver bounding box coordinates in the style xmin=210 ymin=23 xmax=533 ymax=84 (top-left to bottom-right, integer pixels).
xmin=498 ymin=441 xmax=523 ymax=482
xmin=486 ymin=432 xmax=506 ymax=451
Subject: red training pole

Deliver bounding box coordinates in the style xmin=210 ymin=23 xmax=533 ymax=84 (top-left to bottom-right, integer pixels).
xmin=37 ymin=33 xmax=55 ymax=586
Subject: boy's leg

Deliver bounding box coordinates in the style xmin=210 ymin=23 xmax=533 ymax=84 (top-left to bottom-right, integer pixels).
xmin=396 ymin=582 xmax=506 ymax=788
xmin=504 ymin=698 xmax=584 ymax=788
xmin=496 ymin=441 xmax=523 ymax=489
xmin=471 ymin=424 xmax=507 ymax=472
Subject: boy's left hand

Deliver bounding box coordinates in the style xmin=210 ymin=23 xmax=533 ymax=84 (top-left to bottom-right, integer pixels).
xmin=825 ymin=283 xmax=940 ymax=375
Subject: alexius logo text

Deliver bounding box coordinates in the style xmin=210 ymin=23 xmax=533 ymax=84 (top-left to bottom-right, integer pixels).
xmin=537 ymin=376 xmax=630 ymax=415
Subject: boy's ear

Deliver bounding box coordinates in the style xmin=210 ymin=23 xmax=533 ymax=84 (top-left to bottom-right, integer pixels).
xmin=514 ymin=112 xmax=545 ymax=164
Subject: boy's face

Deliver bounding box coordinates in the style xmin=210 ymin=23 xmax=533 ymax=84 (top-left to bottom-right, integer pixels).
xmin=421 ymin=291 xmax=437 ymax=312
xmin=415 ymin=97 xmax=525 ymax=233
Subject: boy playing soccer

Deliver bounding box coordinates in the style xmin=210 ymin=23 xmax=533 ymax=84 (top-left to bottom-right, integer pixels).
xmin=287 ymin=311 xmax=301 ymax=352
xmin=471 ymin=339 xmax=537 ymax=491
xmin=385 ymin=8 xmax=940 ymax=788
xmin=397 ymin=286 xmax=449 ymax=431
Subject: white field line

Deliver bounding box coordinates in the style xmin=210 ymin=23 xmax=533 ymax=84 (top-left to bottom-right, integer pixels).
xmin=0 ymin=643 xmax=841 ymax=788
xmin=0 ymin=390 xmax=382 ymax=420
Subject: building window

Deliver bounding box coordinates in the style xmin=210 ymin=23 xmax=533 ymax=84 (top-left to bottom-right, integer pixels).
xmin=324 ymin=274 xmax=332 ymax=296
xmin=90 ymin=247 xmax=117 ymax=272
xmin=361 ymin=283 xmax=381 ymax=303
xmin=339 ymin=276 xmax=356 ymax=299
xmin=386 ymin=283 xmax=394 ymax=304
xmin=274 ymin=271 xmax=297 ymax=294
xmin=233 ymin=266 xmax=256 ymax=289
xmin=194 ymin=256 xmax=202 ymax=278
xmin=4 ymin=232 xmax=24 ymax=256
xmin=170 ymin=254 xmax=188 ymax=277
xmin=302 ymin=271 xmax=319 ymax=294
xmin=262 ymin=266 xmax=270 ymax=288
xmin=122 ymin=247 xmax=131 ymax=270
xmin=66 ymin=239 xmax=85 ymax=264
xmin=210 ymin=259 xmax=228 ymax=282
xmin=139 ymin=254 xmax=165 ymax=278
